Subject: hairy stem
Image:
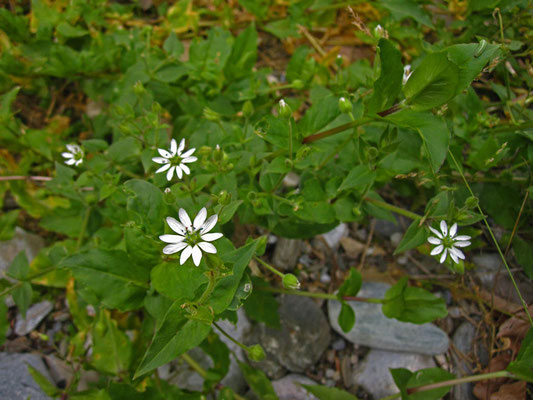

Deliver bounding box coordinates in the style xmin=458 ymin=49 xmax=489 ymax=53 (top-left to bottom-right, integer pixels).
xmin=197 ymin=270 xmax=217 ymax=305
xmin=0 ymin=175 xmax=52 ymax=181
xmin=213 ymin=322 xmax=250 ymax=352
xmin=0 ymin=267 xmax=56 ymax=298
xmin=259 ymin=286 xmax=383 ymax=303
xmin=254 ymin=256 xmax=284 ymax=278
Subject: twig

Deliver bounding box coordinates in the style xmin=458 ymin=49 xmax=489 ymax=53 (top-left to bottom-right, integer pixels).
xmin=0 ymin=175 xmax=52 ymax=182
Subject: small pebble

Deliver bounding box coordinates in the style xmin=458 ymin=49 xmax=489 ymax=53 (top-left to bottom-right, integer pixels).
xmin=320 ymin=273 xmax=331 ymax=284
xmin=332 ymin=338 xmax=346 ymax=351
xmin=397 ymin=255 xmax=408 ymax=265
xmin=390 ymin=232 xmax=403 ymax=247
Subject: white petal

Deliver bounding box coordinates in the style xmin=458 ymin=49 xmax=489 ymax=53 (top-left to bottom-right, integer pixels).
xmin=166 ymin=217 xmax=186 ymax=235
xmin=180 ymin=164 xmax=190 ymax=175
xmin=75 ymin=159 xmax=83 ymax=166
xmin=65 ymin=158 xmax=76 ymax=165
xmin=62 ymin=152 xmax=73 ymax=158
xmin=430 ymin=244 xmax=444 ymax=256
xmin=449 ymin=223 xmax=457 ymax=238
xmin=201 ymin=232 xmax=223 ymax=242
xmin=440 ymin=220 xmax=448 ymax=237
xmin=159 ymin=234 xmax=185 ymax=243
xmin=166 ymin=166 xmax=175 ymax=181
xmin=179 ymin=208 xmax=192 ymax=228
xmin=449 ymin=249 xmax=459 ymax=264
xmin=191 ymin=245 xmax=202 ymax=266
xmin=427 ymin=237 xmax=442 ymax=245
xmin=163 ymin=242 xmax=187 ymax=255
xmin=170 ymin=139 xmax=177 ymax=156
xmin=450 ymin=246 xmax=465 ymax=260
xmin=439 ymin=249 xmax=448 ymax=264
xmin=201 ymin=215 xmax=218 ymax=234
xmin=198 ymin=242 xmax=217 ymax=254
xmin=156 ymin=163 xmax=171 ymax=174
xmin=66 ymin=144 xmax=79 ymax=153
xmin=177 ymin=138 xmax=185 ymax=155
xmin=180 ymin=245 xmax=193 ymax=265
xmin=181 ymin=148 xmax=196 ymax=158
xmin=158 ymin=148 xmax=172 ymax=158
xmin=181 ymin=156 xmax=197 ymax=164
xmin=175 ymin=165 xmax=183 ymax=179
xmin=454 ymin=240 xmax=471 ymax=248
xmin=429 ymin=226 xmax=443 ymax=239
xmin=152 ymin=157 xmax=169 ymax=164
xmin=455 ymin=235 xmax=471 ymax=241
xmin=193 ymin=208 xmax=207 ymax=230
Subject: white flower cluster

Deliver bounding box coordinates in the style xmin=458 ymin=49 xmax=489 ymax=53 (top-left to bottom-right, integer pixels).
xmin=62 ymin=144 xmax=84 ymax=166
xmin=427 ymin=220 xmax=471 ymax=264
xmin=152 ymin=138 xmax=197 ymax=181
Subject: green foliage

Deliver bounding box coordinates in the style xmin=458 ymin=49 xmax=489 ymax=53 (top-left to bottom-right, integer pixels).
xmin=302 ymin=384 xmax=360 ymax=400
xmin=391 ymin=367 xmax=455 ymax=399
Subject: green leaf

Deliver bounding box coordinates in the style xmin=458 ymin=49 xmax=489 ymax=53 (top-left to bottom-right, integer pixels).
xmin=403 ymin=52 xmax=459 ymax=111
xmin=0 ymin=298 xmax=8 ymax=346
xmin=56 ymin=22 xmax=88 ymax=38
xmin=7 ymin=251 xmax=30 ymax=281
xmin=69 ymin=389 xmax=112 ymax=400
xmin=506 ymin=328 xmax=533 ymax=382
xmin=301 ymin=384 xmax=360 ymax=400
xmin=244 ymin=278 xmax=281 ymax=329
xmin=227 ymin=273 xmax=253 ymax=311
xmin=124 ymin=180 xmax=167 ymax=235
xmin=217 ymin=200 xmax=243 ymax=225
xmin=207 ymin=239 xmax=259 ymax=314
xmin=394 ymin=219 xmax=427 ymax=254
xmin=12 ymin=282 xmax=32 ymax=318
xmin=0 ymin=210 xmax=19 ymax=240
xmin=163 ymin=32 xmax=185 ymax=58
xmin=338 ymin=303 xmax=355 ymax=333
xmin=134 ymin=300 xmax=212 ymax=378
xmin=256 ymin=115 xmax=290 ymax=149
xmin=299 ymin=95 xmax=342 ymax=135
xmin=107 ymin=137 xmax=141 ymax=163
xmin=154 ymin=63 xmax=188 ymax=83
xmin=200 ymin=332 xmax=231 ymax=389
xmin=60 ymin=249 xmax=148 ymax=311
xmin=338 ymin=165 xmax=376 ymax=193
xmin=224 ymin=23 xmax=258 ymax=80
xmin=386 ymin=110 xmax=449 ymax=173
xmin=238 ymin=360 xmax=279 ymax=400
xmin=366 ymin=39 xmax=403 ymax=114
xmin=91 ymin=310 xmax=132 ymax=375
xmin=150 ymin=262 xmax=208 ymax=301
xmin=382 ymin=277 xmax=448 ymax=324
xmin=391 ymin=367 xmax=455 ymax=400
xmin=124 ymin=226 xmax=161 ymax=266
xmin=514 ymin=236 xmax=533 ymax=279
xmin=379 ymin=0 xmax=434 ymax=27
xmin=27 ymin=364 xmax=59 ymax=396
xmin=337 ymin=268 xmax=363 ymax=298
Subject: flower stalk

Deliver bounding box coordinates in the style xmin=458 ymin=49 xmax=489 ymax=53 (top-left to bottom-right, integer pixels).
xmin=258 ymin=286 xmax=383 ymax=303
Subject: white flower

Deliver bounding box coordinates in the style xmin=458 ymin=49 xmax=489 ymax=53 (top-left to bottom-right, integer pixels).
xmin=428 ymin=220 xmax=471 ymax=264
xmin=160 ymin=207 xmax=223 ymax=266
xmin=403 ymin=65 xmax=412 ymax=85
xmin=152 ymin=138 xmax=197 ymax=181
xmin=62 ymin=144 xmax=84 ymax=166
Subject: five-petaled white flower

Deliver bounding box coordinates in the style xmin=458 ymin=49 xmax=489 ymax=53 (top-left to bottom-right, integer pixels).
xmin=62 ymin=144 xmax=84 ymax=166
xmin=152 ymin=138 xmax=197 ymax=181
xmin=160 ymin=207 xmax=223 ymax=266
xmin=428 ymin=220 xmax=471 ymax=264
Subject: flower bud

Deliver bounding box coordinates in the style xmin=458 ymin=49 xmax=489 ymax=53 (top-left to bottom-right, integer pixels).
xmin=465 ymin=196 xmax=479 ymax=209
xmin=282 ymin=273 xmax=301 ymax=290
xmin=203 ymin=107 xmax=220 ymax=122
xmin=284 ymin=158 xmax=293 ymax=169
xmin=242 ymin=100 xmax=254 ymax=118
xmin=248 ymin=344 xmax=266 ymax=362
xmin=365 ymin=146 xmax=379 ymax=160
xmin=213 ymin=144 xmax=223 ymax=162
xmin=218 ymin=190 xmax=231 ymax=205
xmin=292 ymin=79 xmax=304 ymax=89
xmin=338 ymin=97 xmax=352 ymax=114
xmin=164 ymin=187 xmax=175 ymax=203
xmin=335 ymin=54 xmax=344 ymax=68
xmin=278 ymin=99 xmax=292 ymax=119
xmin=373 ymin=24 xmax=386 ymax=39
xmin=133 ymin=81 xmax=145 ymax=95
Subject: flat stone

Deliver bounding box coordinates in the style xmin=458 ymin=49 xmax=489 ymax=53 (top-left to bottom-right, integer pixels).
xmin=0 ymin=227 xmax=44 ymax=276
xmin=451 ymin=322 xmax=476 ymax=400
xmin=272 ymin=238 xmax=302 ymax=271
xmin=320 ymin=223 xmax=349 ymax=250
xmin=248 ymin=295 xmax=330 ymax=377
xmin=15 ymin=301 xmax=54 ymax=336
xmin=0 ymin=352 xmax=53 ymax=400
xmin=354 ymin=349 xmax=435 ymax=398
xmin=373 ymin=218 xmax=402 ymax=238
xmin=272 ymin=374 xmax=319 ymax=400
xmin=328 ymin=282 xmax=449 ymax=355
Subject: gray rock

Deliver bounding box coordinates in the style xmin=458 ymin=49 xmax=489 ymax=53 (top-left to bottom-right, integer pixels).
xmin=168 ymin=347 xmax=211 ymax=392
xmin=15 ymin=301 xmax=54 ymax=336
xmin=373 ymin=218 xmax=402 ymax=238
xmin=328 ymin=282 xmax=449 ymax=355
xmin=473 ymin=254 xmax=533 ymax=304
xmin=248 ymin=295 xmax=330 ymax=377
xmin=272 ymin=374 xmax=319 ymax=400
xmin=0 ymin=352 xmax=53 ymax=400
xmin=451 ymin=322 xmax=476 ymax=400
xmin=354 ymin=349 xmax=435 ymax=398
xmin=320 ymin=223 xmax=349 ymax=249
xmin=272 ymin=238 xmax=302 ymax=271
xmin=0 ymin=227 xmax=44 ymax=276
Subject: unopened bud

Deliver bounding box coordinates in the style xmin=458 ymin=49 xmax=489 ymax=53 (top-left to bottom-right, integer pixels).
xmin=278 ymin=99 xmax=292 ymax=119
xmin=282 ymin=273 xmax=301 ymax=290
xmin=242 ymin=101 xmax=254 ymax=118
xmin=366 ymin=146 xmax=379 ymax=160
xmin=374 ymin=24 xmax=386 ymax=39
xmin=338 ymin=97 xmax=352 ymax=114
xmin=213 ymin=144 xmax=223 ymax=162
xmin=292 ymin=80 xmax=304 ymax=89
xmin=133 ymin=81 xmax=145 ymax=95
xmin=465 ymin=196 xmax=479 ymax=209
xmin=248 ymin=344 xmax=266 ymax=362
xmin=203 ymin=107 xmax=220 ymax=122
xmin=218 ymin=190 xmax=231 ymax=205
xmin=335 ymin=54 xmax=344 ymax=68
xmin=164 ymin=187 xmax=175 ymax=203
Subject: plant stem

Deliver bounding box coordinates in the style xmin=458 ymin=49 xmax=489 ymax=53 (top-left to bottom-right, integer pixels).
xmin=254 ymin=256 xmax=284 ymax=278
xmin=76 ymin=207 xmax=92 ymax=251
xmin=448 ymin=150 xmax=533 ymax=327
xmin=0 ymin=267 xmax=56 ymax=298
xmin=379 ymin=370 xmax=512 ymax=400
xmin=213 ymin=321 xmax=250 ymax=352
xmin=303 ymin=117 xmax=372 ymax=144
xmin=197 ymin=270 xmax=217 ymax=305
xmin=288 ymin=120 xmax=293 ymax=164
xmin=180 ymin=353 xmax=207 ymax=379
xmin=259 ymin=286 xmax=383 ymax=303
xmin=0 ymin=175 xmax=52 ymax=181
xmin=364 ymin=196 xmax=422 ymax=220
